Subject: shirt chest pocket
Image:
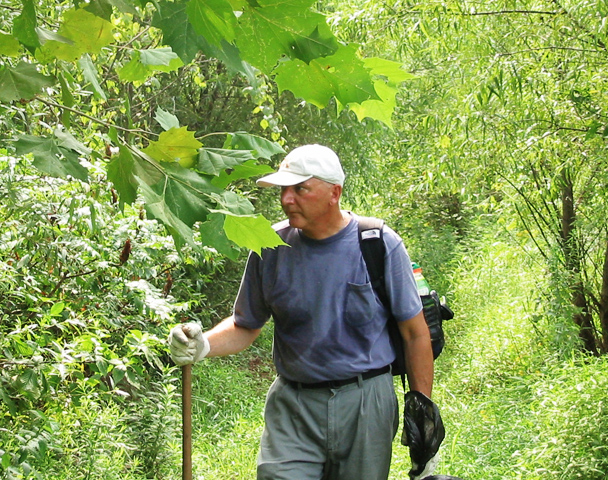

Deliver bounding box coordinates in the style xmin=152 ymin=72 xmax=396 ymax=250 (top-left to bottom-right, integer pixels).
xmin=344 ymin=282 xmax=378 ymax=326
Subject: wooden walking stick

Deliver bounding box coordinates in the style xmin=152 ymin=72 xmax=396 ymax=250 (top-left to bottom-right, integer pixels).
xmin=182 ymin=363 xmax=193 ymax=480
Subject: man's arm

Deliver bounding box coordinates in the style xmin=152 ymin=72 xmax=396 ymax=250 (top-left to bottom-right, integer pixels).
xmin=398 ymin=310 xmax=434 ymax=398
xmin=205 ymin=315 xmax=262 ymax=357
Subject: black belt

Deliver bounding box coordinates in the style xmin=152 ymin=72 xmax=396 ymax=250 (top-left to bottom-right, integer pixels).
xmin=286 ymin=365 xmax=391 ymax=389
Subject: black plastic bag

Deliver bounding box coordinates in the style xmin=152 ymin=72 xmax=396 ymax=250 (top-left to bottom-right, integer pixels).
xmin=402 ymin=391 xmax=446 ymax=479
xmin=423 ymin=476 xmax=464 ymax=480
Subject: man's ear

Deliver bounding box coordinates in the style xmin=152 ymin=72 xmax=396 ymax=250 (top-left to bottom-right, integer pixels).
xmin=329 ymin=184 xmax=342 ymax=205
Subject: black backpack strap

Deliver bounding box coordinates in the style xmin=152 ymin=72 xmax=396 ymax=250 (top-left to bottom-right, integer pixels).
xmin=358 ymin=217 xmax=387 ymax=304
xmin=357 ymin=216 xmax=407 ymax=389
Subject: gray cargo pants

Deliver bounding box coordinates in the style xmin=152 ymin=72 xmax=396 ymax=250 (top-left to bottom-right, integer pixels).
xmin=257 ymin=372 xmax=399 ymax=480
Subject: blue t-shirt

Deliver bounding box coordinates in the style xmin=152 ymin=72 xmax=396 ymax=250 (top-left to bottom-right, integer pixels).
xmin=233 ymin=213 xmax=422 ymax=383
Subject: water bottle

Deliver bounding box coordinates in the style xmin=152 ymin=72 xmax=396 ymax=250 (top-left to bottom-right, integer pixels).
xmin=412 ymin=262 xmax=430 ymax=296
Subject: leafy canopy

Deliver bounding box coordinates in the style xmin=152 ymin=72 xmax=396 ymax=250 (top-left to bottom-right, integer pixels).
xmin=1 ymin=0 xmax=411 ymax=254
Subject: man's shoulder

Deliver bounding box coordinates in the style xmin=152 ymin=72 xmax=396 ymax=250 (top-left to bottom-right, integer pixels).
xmin=272 ymin=218 xmax=291 ymax=232
xmin=352 ymin=213 xmax=404 ymax=249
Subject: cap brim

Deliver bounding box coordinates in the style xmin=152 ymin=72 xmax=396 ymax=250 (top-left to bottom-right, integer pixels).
xmin=256 ymin=171 xmax=313 ymax=187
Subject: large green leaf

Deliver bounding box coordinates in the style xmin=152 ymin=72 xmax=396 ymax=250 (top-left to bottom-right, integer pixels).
xmin=117 ymin=50 xmax=183 ymax=84
xmin=212 ymin=160 xmax=274 ymax=189
xmin=349 ymin=80 xmax=396 ymax=128
xmin=40 ymin=8 xmax=114 ymax=62
xmin=210 ymin=190 xmax=255 ymax=216
xmin=147 ymin=162 xmax=219 ymax=228
xmin=224 ymin=132 xmax=285 ymax=159
xmin=235 ymin=0 xmax=338 ymax=74
xmin=199 ymin=213 xmax=241 ymax=259
xmin=186 ymin=0 xmax=237 ymax=46
xmin=14 ymin=134 xmax=89 ymax=182
xmin=54 ymin=127 xmax=91 ymax=155
xmin=0 ymin=62 xmax=55 ymax=103
xmin=137 ymin=179 xmax=197 ymax=249
xmin=12 ymin=0 xmax=39 ymax=48
xmin=107 ymin=147 xmax=138 ymax=207
xmin=196 ymin=148 xmax=256 ymax=175
xmin=117 ymin=52 xmax=151 ymax=83
xmin=0 ymin=33 xmax=21 ymax=57
xmin=363 ymin=57 xmax=416 ymax=86
xmin=274 ymin=43 xmax=379 ymax=108
xmin=152 ymin=1 xmax=208 ymax=64
xmin=140 ymin=47 xmax=180 ymax=67
xmin=79 ymin=54 xmax=107 ymax=101
xmin=155 ymin=108 xmax=180 ymax=131
xmin=346 ymin=57 xmax=416 ymax=126
xmin=142 ymin=126 xmax=202 ymax=164
xmin=224 ymin=214 xmax=288 ymax=255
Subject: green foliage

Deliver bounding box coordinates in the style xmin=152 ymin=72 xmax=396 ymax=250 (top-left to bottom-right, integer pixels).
xmin=429 ymin=221 xmax=608 ymax=479
xmin=0 ymin=151 xmax=241 ymax=479
xmin=0 ymin=0 xmax=411 ymax=252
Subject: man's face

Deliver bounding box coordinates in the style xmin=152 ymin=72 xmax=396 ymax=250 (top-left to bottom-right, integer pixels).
xmin=280 ymin=178 xmax=337 ymax=235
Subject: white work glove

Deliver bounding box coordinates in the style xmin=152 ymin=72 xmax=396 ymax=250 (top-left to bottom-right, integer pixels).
xmin=410 ymin=452 xmax=440 ymax=480
xmin=168 ymin=322 xmax=210 ymax=366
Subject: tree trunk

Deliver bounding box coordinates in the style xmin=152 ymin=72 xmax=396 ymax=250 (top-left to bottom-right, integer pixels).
xmin=561 ymin=171 xmax=599 ymax=355
xmin=599 ymin=237 xmax=608 ymax=353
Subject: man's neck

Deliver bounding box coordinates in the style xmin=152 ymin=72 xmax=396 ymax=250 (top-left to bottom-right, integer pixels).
xmin=301 ymin=210 xmax=351 ymax=240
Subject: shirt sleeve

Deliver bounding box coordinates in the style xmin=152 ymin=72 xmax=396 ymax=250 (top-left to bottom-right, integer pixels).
xmin=233 ymin=251 xmax=272 ymax=329
xmin=383 ymin=226 xmax=423 ymax=321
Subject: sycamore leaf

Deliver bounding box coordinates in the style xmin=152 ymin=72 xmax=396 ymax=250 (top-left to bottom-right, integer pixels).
xmin=186 ymin=0 xmax=237 ymax=46
xmin=363 ymin=57 xmax=416 ymax=85
xmin=199 ymin=213 xmax=241 ymax=260
xmin=104 ymin=0 xmax=139 ymax=16
xmin=212 ymin=160 xmax=273 ymax=189
xmin=118 ymin=48 xmax=183 ymax=84
xmin=347 ymin=58 xmax=415 ymax=127
xmin=147 ymin=162 xmax=219 ymax=227
xmin=54 ymin=127 xmax=91 ymax=155
xmin=224 ymin=214 xmax=288 ymax=255
xmin=274 ymin=44 xmax=379 ymax=108
xmin=35 ymin=27 xmax=73 ymax=46
xmin=79 ymin=54 xmax=107 ymax=101
xmin=155 ymin=108 xmax=180 ymax=131
xmin=224 ymin=132 xmax=285 ymax=159
xmin=107 ymin=146 xmax=138 ymax=207
xmin=348 ymin=80 xmax=396 ymax=128
xmin=129 ymin=147 xmax=165 ymax=186
xmin=0 ymin=62 xmax=55 ymax=103
xmin=137 ymin=179 xmax=197 ymax=249
xmin=84 ymin=0 xmax=114 ymax=20
xmin=13 ymin=0 xmax=39 ymax=48
xmin=152 ymin=1 xmax=208 ymax=64
xmin=117 ymin=53 xmax=150 ymax=83
xmin=140 ymin=47 xmax=180 ymax=67
xmin=0 ymin=33 xmax=21 ymax=57
xmin=196 ymin=148 xmax=255 ymax=175
xmin=153 ymin=0 xmax=245 ymax=72
xmin=40 ymin=8 xmax=114 ymax=62
xmin=209 ymin=190 xmax=255 ymax=216
xmin=236 ymin=0 xmax=338 ymax=74
xmin=200 ymin=37 xmax=250 ymax=76
xmin=142 ymin=127 xmax=202 ymax=163
xmin=14 ymin=134 xmax=89 ymax=182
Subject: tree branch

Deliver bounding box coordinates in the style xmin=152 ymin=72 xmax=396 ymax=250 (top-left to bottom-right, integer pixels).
xmin=37 ymin=98 xmax=155 ymax=138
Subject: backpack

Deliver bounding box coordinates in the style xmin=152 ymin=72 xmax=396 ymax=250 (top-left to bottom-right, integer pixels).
xmin=357 ymin=217 xmax=454 ymax=383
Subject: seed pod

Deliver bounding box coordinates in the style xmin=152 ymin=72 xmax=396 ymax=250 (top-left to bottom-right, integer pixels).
xmin=119 ymin=239 xmax=131 ymax=265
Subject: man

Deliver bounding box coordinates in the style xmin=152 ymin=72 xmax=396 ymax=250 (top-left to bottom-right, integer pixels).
xmin=169 ymin=144 xmax=435 ymax=480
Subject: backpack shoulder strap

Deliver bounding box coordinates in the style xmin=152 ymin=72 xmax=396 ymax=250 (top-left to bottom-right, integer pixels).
xmin=358 ymin=216 xmax=407 ymax=387
xmin=357 ymin=216 xmax=388 ymax=306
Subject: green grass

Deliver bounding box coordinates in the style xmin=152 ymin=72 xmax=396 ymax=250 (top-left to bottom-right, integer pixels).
xmin=3 ymin=229 xmax=608 ymax=480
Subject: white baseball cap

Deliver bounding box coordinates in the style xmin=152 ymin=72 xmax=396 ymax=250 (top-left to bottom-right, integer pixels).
xmin=256 ymin=144 xmax=345 ymax=187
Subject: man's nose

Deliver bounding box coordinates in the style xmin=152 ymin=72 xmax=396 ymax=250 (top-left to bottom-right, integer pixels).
xmin=281 ymin=186 xmax=294 ymax=204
